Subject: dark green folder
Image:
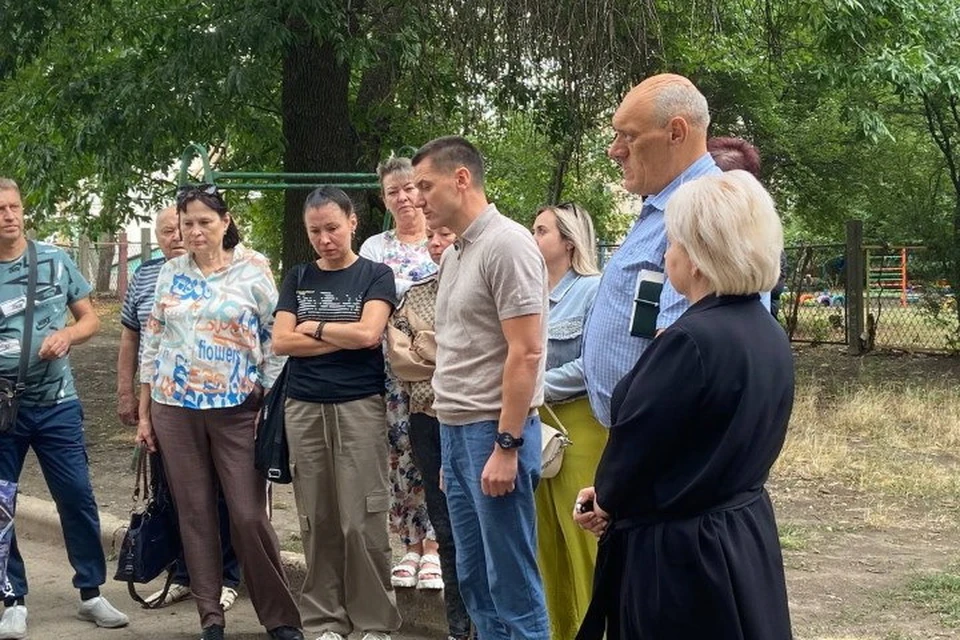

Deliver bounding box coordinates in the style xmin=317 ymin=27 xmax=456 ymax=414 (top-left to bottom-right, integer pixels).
xmin=629 ymin=269 xmax=665 ymax=339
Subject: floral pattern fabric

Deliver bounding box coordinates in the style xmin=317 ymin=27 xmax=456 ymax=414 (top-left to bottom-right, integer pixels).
xmin=362 ymin=230 xmax=437 ymax=546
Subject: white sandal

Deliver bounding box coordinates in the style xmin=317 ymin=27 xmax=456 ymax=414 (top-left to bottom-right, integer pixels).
xmin=391 ymin=552 xmax=421 ymax=588
xmin=417 ymin=553 xmax=443 ymax=590
xmin=219 ymin=586 xmax=238 ymax=611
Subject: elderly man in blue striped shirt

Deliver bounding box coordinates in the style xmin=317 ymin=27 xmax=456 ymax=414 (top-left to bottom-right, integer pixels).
xmin=583 ymin=74 xmax=768 ymax=427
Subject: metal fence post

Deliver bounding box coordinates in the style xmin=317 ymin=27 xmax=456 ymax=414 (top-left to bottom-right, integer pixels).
xmin=78 ymin=236 xmax=91 ymax=282
xmin=140 ymin=227 xmax=152 ymax=265
xmin=118 ymin=232 xmax=129 ymax=300
xmin=845 ymin=220 xmax=865 ymax=354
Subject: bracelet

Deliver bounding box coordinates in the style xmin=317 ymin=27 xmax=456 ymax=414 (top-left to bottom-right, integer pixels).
xmin=313 ymin=321 xmax=326 ymax=341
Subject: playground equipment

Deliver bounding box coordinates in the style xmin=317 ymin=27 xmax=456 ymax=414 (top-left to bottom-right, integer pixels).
xmin=177 ymin=143 xmax=416 ymax=230
xmin=865 ymin=247 xmax=919 ymax=308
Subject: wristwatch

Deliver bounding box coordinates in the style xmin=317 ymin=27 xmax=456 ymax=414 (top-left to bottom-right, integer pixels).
xmin=495 ymin=432 xmax=524 ymax=450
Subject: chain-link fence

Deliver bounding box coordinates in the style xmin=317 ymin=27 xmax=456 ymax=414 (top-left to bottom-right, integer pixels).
xmin=600 ymin=239 xmax=958 ymax=353
xmin=781 ymin=244 xmax=848 ymax=345
xmin=56 ymin=235 xmax=160 ymax=297
xmin=861 ymin=246 xmax=958 ymax=352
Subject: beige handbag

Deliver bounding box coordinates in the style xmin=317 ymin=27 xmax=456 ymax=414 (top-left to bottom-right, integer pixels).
xmin=540 ymin=404 xmax=572 ymax=479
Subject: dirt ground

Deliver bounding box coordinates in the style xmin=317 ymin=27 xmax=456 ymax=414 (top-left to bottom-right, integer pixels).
xmin=17 ymin=299 xmax=960 ymax=639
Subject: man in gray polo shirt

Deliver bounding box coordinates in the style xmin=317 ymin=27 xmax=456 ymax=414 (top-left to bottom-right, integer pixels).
xmin=412 ymin=136 xmax=550 ymax=640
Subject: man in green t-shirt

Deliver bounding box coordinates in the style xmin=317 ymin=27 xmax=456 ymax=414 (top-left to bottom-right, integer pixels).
xmin=0 ymin=178 xmax=129 ymax=639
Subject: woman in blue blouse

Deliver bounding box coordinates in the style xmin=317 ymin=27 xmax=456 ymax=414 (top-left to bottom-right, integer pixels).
xmin=531 ymin=203 xmax=606 ymax=639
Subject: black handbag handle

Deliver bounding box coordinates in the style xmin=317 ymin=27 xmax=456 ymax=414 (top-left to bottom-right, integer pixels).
xmin=124 ymin=446 xmax=177 ymax=609
xmin=131 ymin=444 xmax=149 ymax=503
xmin=16 ymin=241 xmax=37 ymax=391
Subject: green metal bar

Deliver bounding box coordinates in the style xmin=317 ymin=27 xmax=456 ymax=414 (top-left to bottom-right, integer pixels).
xmin=178 ymin=143 xmax=215 ymax=185
xmin=214 ymin=171 xmax=378 ymax=180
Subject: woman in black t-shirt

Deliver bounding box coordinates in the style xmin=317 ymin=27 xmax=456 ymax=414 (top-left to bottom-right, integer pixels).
xmin=273 ymin=187 xmax=400 ymax=640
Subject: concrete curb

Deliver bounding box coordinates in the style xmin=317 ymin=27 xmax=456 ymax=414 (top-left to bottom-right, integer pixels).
xmin=14 ymin=493 xmax=447 ymax=636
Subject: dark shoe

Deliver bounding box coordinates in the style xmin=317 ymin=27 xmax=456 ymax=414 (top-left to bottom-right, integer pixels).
xmin=200 ymin=624 xmax=225 ymax=640
xmin=268 ymin=626 xmax=304 ymax=640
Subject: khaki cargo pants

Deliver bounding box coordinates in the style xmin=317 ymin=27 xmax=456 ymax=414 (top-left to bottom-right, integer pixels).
xmin=284 ymin=394 xmax=401 ymax=636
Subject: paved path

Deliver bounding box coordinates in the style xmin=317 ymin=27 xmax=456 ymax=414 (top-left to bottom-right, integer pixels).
xmin=10 ymin=528 xmax=437 ymax=640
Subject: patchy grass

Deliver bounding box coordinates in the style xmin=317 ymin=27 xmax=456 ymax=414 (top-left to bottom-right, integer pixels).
xmin=774 ymin=381 xmax=960 ymax=525
xmin=905 ymin=566 xmax=960 ymax=628
xmin=279 ymin=532 xmax=303 ymax=555
xmin=779 ymin=522 xmax=815 ymax=551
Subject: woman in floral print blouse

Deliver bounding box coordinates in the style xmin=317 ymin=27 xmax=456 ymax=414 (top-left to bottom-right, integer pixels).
xmin=360 ymin=156 xmax=441 ymax=591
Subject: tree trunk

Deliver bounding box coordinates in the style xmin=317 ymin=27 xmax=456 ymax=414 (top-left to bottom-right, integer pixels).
xmin=281 ymin=21 xmax=363 ymax=277
xmin=954 ymin=195 xmax=960 ymax=330
xmin=545 ymin=136 xmax=577 ymax=204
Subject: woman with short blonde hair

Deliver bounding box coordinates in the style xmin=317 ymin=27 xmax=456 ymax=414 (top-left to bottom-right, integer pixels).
xmin=574 ymin=171 xmax=794 ymax=639
xmin=664 ymin=170 xmax=782 ymax=296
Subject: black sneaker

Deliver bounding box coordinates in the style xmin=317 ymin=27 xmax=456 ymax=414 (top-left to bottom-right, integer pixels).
xmin=268 ymin=626 xmax=304 ymax=640
xmin=201 ymin=624 xmax=225 ymax=640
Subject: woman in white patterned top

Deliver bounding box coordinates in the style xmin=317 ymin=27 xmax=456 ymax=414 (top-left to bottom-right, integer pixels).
xmin=361 ymin=156 xmax=441 ymax=592
xmin=137 ymin=185 xmax=302 ymax=640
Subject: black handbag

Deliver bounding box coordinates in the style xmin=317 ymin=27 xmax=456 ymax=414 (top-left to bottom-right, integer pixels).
xmin=255 ymin=362 xmax=292 ymax=484
xmin=114 ymin=445 xmax=181 ymax=608
xmin=0 ymin=241 xmax=37 ymax=434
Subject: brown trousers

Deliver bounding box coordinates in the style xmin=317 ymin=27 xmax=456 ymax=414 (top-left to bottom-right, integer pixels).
xmin=151 ymin=397 xmax=302 ymax=631
xmin=285 ymin=394 xmax=401 ymax=636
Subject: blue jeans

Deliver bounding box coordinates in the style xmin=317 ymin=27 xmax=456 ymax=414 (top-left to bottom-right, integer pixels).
xmin=440 ymin=417 xmax=549 ymax=640
xmin=0 ymin=400 xmax=106 ymax=597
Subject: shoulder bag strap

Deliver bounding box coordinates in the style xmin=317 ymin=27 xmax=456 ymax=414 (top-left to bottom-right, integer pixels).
xmin=541 ymin=403 xmax=570 ymax=437
xmin=17 ymin=241 xmax=38 ymax=390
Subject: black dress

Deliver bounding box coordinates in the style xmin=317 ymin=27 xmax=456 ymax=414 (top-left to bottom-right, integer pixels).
xmin=577 ymin=294 xmax=794 ymax=640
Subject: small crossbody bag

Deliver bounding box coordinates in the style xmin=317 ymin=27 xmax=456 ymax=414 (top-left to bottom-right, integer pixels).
xmin=0 ymin=241 xmax=37 ymax=434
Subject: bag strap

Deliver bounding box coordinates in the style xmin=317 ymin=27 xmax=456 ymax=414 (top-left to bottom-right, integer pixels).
xmin=16 ymin=241 xmax=38 ymax=389
xmin=128 ymin=568 xmax=175 ymax=609
xmin=132 ymin=445 xmax=148 ymax=503
xmin=541 ymin=403 xmax=570 ymax=436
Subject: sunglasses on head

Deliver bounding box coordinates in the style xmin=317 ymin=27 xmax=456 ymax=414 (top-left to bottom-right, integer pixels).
xmin=175 ymin=183 xmax=220 ymax=206
xmin=554 ymin=201 xmax=584 ymax=218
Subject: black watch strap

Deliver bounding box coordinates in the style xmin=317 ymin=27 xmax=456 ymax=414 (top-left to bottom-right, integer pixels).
xmin=496 ymin=432 xmax=524 ymax=449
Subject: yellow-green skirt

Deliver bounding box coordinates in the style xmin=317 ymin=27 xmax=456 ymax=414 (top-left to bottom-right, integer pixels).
xmin=536 ymin=397 xmax=608 ymax=640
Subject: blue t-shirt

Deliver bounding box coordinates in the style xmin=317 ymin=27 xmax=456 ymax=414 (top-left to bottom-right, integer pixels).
xmin=0 ymin=242 xmax=92 ymax=406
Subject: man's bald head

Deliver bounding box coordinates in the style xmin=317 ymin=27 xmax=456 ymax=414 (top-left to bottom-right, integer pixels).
xmin=622 ymin=74 xmax=710 ymax=133
xmin=608 ymin=74 xmax=711 ymax=196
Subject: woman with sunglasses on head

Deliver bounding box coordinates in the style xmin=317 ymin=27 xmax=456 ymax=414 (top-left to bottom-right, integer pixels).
xmin=362 ymin=156 xmax=442 ymax=593
xmin=530 ymin=202 xmax=606 ymax=639
xmin=273 ymin=187 xmax=401 ymax=640
xmin=137 ymin=185 xmax=303 ymax=640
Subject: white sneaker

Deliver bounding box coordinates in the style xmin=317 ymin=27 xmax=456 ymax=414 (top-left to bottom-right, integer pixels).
xmin=317 ymin=632 xmax=346 ymax=640
xmin=146 ymin=582 xmax=191 ymax=607
xmin=0 ymin=605 xmax=26 ymax=640
xmin=361 ymin=633 xmax=391 ymax=640
xmin=219 ymin=586 xmax=238 ymax=611
xmin=77 ymin=596 xmax=130 ymax=628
